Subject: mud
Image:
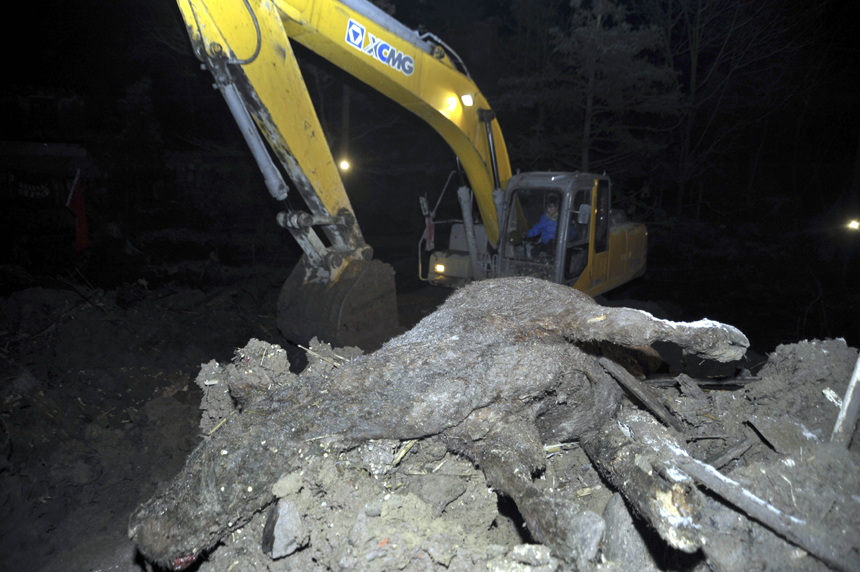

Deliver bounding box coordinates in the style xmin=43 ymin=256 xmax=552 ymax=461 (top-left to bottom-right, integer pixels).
xmin=128 ymin=277 xmax=748 ymax=569
xmin=1 ymin=274 xmax=858 ymax=572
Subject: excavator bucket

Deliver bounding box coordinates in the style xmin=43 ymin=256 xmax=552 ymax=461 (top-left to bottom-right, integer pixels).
xmin=277 ymin=257 xmax=399 ymax=351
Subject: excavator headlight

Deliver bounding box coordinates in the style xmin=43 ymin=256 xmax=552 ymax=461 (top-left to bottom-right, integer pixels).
xmin=460 ymin=94 xmax=474 ymax=107
xmin=849 ymin=220 xmax=859 ymax=230
xmin=434 ymin=263 xmax=445 ymax=274
xmin=339 ymin=160 xmax=350 ymax=171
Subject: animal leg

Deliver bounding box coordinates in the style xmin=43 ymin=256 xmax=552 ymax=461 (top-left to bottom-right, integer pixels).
xmin=478 ymin=418 xmax=601 ymax=565
xmin=567 ymin=305 xmax=749 ymax=363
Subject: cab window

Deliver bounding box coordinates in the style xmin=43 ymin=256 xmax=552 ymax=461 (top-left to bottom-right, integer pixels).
xmin=506 ymin=188 xmax=562 ymax=262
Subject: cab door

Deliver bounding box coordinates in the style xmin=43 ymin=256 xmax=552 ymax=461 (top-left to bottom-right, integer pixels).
xmin=562 ymin=187 xmax=591 ymax=288
xmin=588 ymin=178 xmax=610 ymax=289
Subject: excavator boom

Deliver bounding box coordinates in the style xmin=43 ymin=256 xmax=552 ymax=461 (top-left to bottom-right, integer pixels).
xmin=274 ymin=0 xmax=513 ymax=242
xmin=174 ymin=0 xmax=512 ymax=348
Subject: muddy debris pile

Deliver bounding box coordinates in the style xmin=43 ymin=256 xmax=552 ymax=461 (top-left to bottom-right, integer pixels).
xmin=127 ymin=277 xmax=860 ymax=572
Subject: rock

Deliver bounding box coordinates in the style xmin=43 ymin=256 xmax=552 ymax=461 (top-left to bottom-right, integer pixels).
xmin=261 ymin=499 xmax=307 ymax=559
xmin=271 ymin=471 xmax=302 ymax=498
xmin=569 ymin=510 xmax=605 ymax=565
xmin=424 ymin=533 xmax=460 ymax=566
xmin=602 ymin=493 xmax=659 ymax=572
xmin=508 ymin=543 xmax=552 ymax=566
xmin=405 ymin=474 xmax=467 ymax=517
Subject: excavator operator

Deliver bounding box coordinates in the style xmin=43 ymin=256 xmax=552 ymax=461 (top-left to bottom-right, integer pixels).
xmin=523 ymin=198 xmax=562 ymax=251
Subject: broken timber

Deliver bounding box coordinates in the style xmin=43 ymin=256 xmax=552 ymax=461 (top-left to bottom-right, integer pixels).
xmin=583 ymin=409 xmax=860 ymax=572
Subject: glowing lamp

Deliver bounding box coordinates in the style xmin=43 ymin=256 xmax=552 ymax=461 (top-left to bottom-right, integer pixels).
xmin=434 ymin=263 xmax=445 ymax=273
xmin=339 ymin=160 xmax=350 ymax=170
xmin=461 ymin=94 xmax=474 ymax=107
xmin=849 ymin=220 xmax=859 ymax=230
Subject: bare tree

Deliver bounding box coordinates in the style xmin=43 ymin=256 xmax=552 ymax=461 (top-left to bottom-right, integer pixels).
xmin=554 ymin=0 xmax=679 ymax=173
xmin=496 ymin=0 xmax=567 ymax=145
xmin=498 ymin=0 xmax=679 ymax=179
xmin=639 ymin=0 xmax=816 ymax=215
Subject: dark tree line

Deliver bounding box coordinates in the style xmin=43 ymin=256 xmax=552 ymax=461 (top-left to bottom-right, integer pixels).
xmin=489 ymin=0 xmax=827 ymax=220
xmin=29 ymin=0 xmax=840 ymax=229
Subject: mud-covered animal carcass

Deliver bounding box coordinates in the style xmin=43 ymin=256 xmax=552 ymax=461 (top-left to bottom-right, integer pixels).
xmin=128 ymin=277 xmax=750 ymax=570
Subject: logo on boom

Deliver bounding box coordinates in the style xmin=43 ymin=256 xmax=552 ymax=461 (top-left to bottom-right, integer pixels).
xmin=345 ymin=18 xmax=414 ymax=76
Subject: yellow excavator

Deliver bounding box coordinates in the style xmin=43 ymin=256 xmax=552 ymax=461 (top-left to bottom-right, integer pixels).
xmin=174 ymin=0 xmax=647 ymax=349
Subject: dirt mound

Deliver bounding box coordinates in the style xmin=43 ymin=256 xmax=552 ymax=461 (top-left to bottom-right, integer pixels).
xmin=1 ymin=280 xmax=858 ymax=572
xmin=128 ymin=334 xmax=859 ymax=572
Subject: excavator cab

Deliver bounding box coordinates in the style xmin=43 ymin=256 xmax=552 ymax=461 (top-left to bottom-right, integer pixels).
xmin=426 ymin=172 xmax=646 ymax=296
xmin=497 ymin=172 xmax=646 ymax=296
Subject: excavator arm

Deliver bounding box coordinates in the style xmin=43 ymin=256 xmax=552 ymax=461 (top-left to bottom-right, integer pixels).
xmin=274 ymin=0 xmax=513 ymax=241
xmin=175 ymin=0 xmax=510 ymax=348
